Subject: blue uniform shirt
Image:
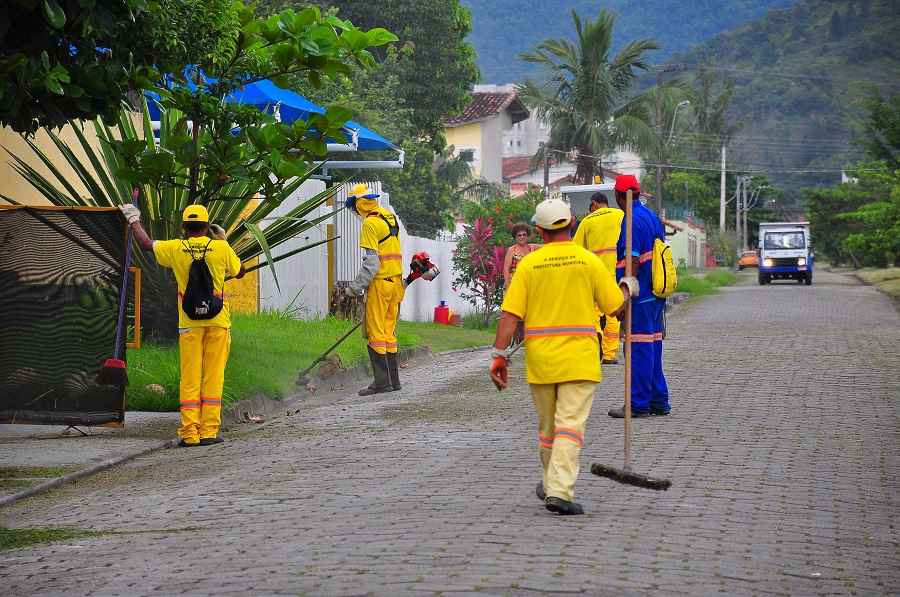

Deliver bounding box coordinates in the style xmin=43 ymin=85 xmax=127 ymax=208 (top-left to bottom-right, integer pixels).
xmin=616 ymin=201 xmax=665 ymax=302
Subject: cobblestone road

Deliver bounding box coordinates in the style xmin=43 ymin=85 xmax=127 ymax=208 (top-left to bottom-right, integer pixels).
xmin=2 ymin=270 xmax=898 ymax=596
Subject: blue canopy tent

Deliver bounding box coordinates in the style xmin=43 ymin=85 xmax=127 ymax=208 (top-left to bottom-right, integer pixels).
xmin=146 ymin=77 xmax=402 ymax=168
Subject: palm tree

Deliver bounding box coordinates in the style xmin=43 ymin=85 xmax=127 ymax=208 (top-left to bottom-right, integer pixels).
xmin=518 ymin=9 xmax=660 ymax=184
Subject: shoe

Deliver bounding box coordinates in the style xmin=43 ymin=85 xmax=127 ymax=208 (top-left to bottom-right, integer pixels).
xmin=650 ymin=408 xmax=670 ymax=416
xmin=608 ymin=406 xmax=650 ymax=418
xmin=545 ymin=496 xmax=584 ymax=515
xmin=199 ymin=437 xmax=225 ymax=446
xmin=178 ymin=439 xmax=199 ymax=448
xmin=535 ymin=482 xmax=546 ymax=502
xmin=359 ymin=347 xmax=391 ymax=396
xmin=601 ymin=359 xmax=619 ymax=365
xmin=386 ymin=352 xmax=402 ymax=391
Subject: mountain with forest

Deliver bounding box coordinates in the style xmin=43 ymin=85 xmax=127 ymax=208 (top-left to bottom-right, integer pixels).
xmin=461 ymin=0 xmax=798 ymax=84
xmin=668 ymin=0 xmax=900 ymax=187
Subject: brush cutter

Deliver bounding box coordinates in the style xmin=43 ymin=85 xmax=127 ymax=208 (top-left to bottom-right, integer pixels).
xmin=590 ymin=189 xmax=672 ymax=491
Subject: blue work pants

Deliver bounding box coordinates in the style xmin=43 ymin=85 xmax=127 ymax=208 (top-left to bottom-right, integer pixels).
xmin=630 ymin=299 xmax=669 ymax=413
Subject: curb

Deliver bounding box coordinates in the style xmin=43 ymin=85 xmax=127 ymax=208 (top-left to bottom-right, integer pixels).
xmin=0 ymin=439 xmax=176 ymax=509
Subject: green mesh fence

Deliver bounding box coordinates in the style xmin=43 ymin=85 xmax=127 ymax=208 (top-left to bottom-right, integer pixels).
xmin=0 ymin=206 xmax=128 ymax=426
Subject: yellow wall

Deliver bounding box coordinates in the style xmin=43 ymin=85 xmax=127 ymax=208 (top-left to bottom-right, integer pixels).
xmin=224 ymin=199 xmax=260 ymax=314
xmin=445 ymin=123 xmax=483 ymax=176
xmin=0 ymin=118 xmax=139 ymax=205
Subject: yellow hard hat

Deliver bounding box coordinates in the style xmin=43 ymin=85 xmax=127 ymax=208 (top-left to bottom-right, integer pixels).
xmin=345 ymin=182 xmax=379 ymax=215
xmin=182 ymin=204 xmax=209 ymax=223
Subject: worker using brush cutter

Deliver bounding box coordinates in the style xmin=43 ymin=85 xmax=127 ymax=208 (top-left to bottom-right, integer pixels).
xmin=490 ymin=198 xmax=637 ymax=516
xmin=119 ymin=201 xmax=244 ymax=448
xmin=343 ymin=183 xmax=406 ymax=395
xmin=574 ymin=192 xmax=625 ymax=364
xmin=609 ymin=175 xmax=670 ymax=418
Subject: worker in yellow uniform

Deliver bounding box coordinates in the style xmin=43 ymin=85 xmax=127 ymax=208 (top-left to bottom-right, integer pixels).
xmin=344 ymin=183 xmax=405 ymax=395
xmin=573 ymin=192 xmax=625 ymax=364
xmin=490 ymin=198 xmax=636 ymax=515
xmin=119 ymin=202 xmax=244 ymax=447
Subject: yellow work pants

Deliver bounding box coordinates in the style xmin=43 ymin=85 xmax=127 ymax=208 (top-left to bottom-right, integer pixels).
xmin=531 ymin=381 xmax=597 ymax=502
xmin=601 ymin=315 xmax=620 ymax=361
xmin=178 ymin=327 xmax=231 ymax=443
xmin=365 ymin=277 xmax=405 ymax=355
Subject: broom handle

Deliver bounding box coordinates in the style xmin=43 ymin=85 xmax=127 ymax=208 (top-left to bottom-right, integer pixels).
xmin=624 ymin=189 xmax=633 ymax=470
xmin=113 ymin=227 xmax=134 ymax=360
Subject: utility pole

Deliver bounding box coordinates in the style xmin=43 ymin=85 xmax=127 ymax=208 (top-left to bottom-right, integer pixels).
xmin=541 ymin=142 xmax=550 ymax=200
xmin=735 ymin=175 xmax=743 ymax=260
xmin=742 ymin=181 xmax=750 ymax=252
xmin=719 ymin=144 xmax=726 ymax=231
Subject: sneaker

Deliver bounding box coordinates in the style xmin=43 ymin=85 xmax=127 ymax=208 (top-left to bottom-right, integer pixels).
xmin=650 ymin=408 xmax=670 ymax=416
xmin=545 ymin=496 xmax=584 ymax=515
xmin=199 ymin=437 xmax=225 ymax=446
xmin=601 ymin=359 xmax=619 ymax=365
xmin=608 ymin=406 xmax=650 ymax=418
xmin=178 ymin=439 xmax=200 ymax=448
xmin=535 ymin=482 xmax=546 ymax=502
xmin=358 ymin=385 xmax=391 ymax=396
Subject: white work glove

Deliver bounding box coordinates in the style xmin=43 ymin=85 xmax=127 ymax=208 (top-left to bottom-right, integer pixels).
xmin=619 ymin=276 xmax=639 ymax=298
xmin=119 ymin=203 xmax=141 ymax=224
xmin=209 ymin=224 xmax=227 ymax=240
xmin=344 ymin=284 xmax=364 ymax=297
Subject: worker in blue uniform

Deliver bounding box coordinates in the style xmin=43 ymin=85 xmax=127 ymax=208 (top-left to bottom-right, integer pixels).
xmin=609 ymin=174 xmax=670 ymax=418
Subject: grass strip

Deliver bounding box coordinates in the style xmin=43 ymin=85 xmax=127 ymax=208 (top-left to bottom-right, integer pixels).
xmin=0 ymin=527 xmax=102 ymax=551
xmin=676 ymin=269 xmax=738 ymax=297
xmin=126 ymin=313 xmax=495 ymax=411
xmin=0 ymin=466 xmax=78 ymax=480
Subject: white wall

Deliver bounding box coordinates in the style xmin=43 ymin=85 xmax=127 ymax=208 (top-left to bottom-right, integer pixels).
xmin=258 ymin=180 xmax=477 ymax=322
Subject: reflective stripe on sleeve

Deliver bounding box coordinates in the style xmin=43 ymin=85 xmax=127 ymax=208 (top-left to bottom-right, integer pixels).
xmin=593 ymin=247 xmax=616 ymax=255
xmin=379 ymin=253 xmax=403 ymax=261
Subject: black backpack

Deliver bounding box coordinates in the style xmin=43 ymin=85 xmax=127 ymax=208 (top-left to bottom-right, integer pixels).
xmin=181 ymin=239 xmax=223 ymax=320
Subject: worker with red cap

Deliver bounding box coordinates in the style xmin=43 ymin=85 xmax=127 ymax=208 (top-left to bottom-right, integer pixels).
xmin=610 ymin=174 xmax=671 ymax=418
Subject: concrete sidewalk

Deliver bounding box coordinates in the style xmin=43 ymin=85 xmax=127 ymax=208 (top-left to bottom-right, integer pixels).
xmin=0 ymin=412 xmax=179 ymax=504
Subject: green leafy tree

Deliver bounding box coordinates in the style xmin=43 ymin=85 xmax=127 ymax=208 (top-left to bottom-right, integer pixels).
xmin=0 ymin=0 xmax=159 ymax=133
xmin=317 ymin=0 xmax=479 ymax=142
xmin=518 ymin=9 xmax=661 ymax=184
xmin=856 ymin=90 xmax=900 ymax=170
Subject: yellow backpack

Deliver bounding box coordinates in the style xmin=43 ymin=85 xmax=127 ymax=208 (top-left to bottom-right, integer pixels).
xmin=651 ymin=238 xmax=677 ymax=298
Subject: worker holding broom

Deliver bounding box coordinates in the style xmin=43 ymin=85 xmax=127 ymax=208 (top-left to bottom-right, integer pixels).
xmin=609 ymin=175 xmax=671 ymax=418
xmin=119 ymin=201 xmax=244 ymax=447
xmin=490 ymin=198 xmax=637 ymax=515
xmin=573 ymin=192 xmax=625 ymax=364
xmin=343 ymin=183 xmax=405 ymax=396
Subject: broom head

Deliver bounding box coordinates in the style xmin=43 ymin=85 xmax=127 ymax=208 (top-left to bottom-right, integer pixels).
xmin=591 ymin=462 xmax=672 ymax=491
xmin=97 ymin=358 xmax=128 ymax=386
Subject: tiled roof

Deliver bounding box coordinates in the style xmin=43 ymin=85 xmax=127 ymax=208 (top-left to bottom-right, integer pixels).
xmin=446 ymin=92 xmax=530 ymax=126
xmin=502 ymin=156 xmax=534 ymax=181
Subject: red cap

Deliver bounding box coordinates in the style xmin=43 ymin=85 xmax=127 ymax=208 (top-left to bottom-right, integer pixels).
xmin=614 ymin=174 xmax=640 ymax=193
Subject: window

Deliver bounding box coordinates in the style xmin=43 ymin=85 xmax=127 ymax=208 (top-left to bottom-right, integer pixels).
xmin=457 ymin=147 xmax=478 ymax=163
xmin=764 ymin=231 xmax=805 ymax=250
xmin=516 ymin=140 xmax=522 ymax=148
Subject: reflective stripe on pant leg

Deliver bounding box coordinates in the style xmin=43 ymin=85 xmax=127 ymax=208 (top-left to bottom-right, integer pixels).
xmin=651 ymin=300 xmax=670 ymax=411
xmin=365 ymin=279 xmax=390 ymax=355
xmin=545 ymin=380 xmax=596 ymax=502
xmin=199 ymin=327 xmax=231 ymax=440
xmin=601 ymin=314 xmax=620 ymax=360
xmin=630 ymin=302 xmax=656 ymax=413
xmin=530 ymin=383 xmax=557 ymax=492
xmin=178 ymin=328 xmax=204 ymax=443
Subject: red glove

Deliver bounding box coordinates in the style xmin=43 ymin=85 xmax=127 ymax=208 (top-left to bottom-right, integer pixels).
xmin=490 ymin=356 xmax=508 ymax=391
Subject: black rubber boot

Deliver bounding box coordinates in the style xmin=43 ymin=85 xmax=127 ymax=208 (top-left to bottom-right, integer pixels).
xmin=359 ymin=347 xmax=391 ymax=396
xmin=386 ymin=352 xmax=401 ymax=391
xmin=608 ymin=405 xmax=650 ymax=418
xmin=545 ymin=496 xmax=584 ymax=515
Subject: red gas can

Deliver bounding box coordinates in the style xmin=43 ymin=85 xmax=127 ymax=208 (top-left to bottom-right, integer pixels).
xmin=433 ymin=301 xmax=450 ymax=325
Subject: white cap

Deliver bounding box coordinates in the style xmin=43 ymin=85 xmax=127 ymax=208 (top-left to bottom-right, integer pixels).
xmin=531 ymin=198 xmax=572 ymax=230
